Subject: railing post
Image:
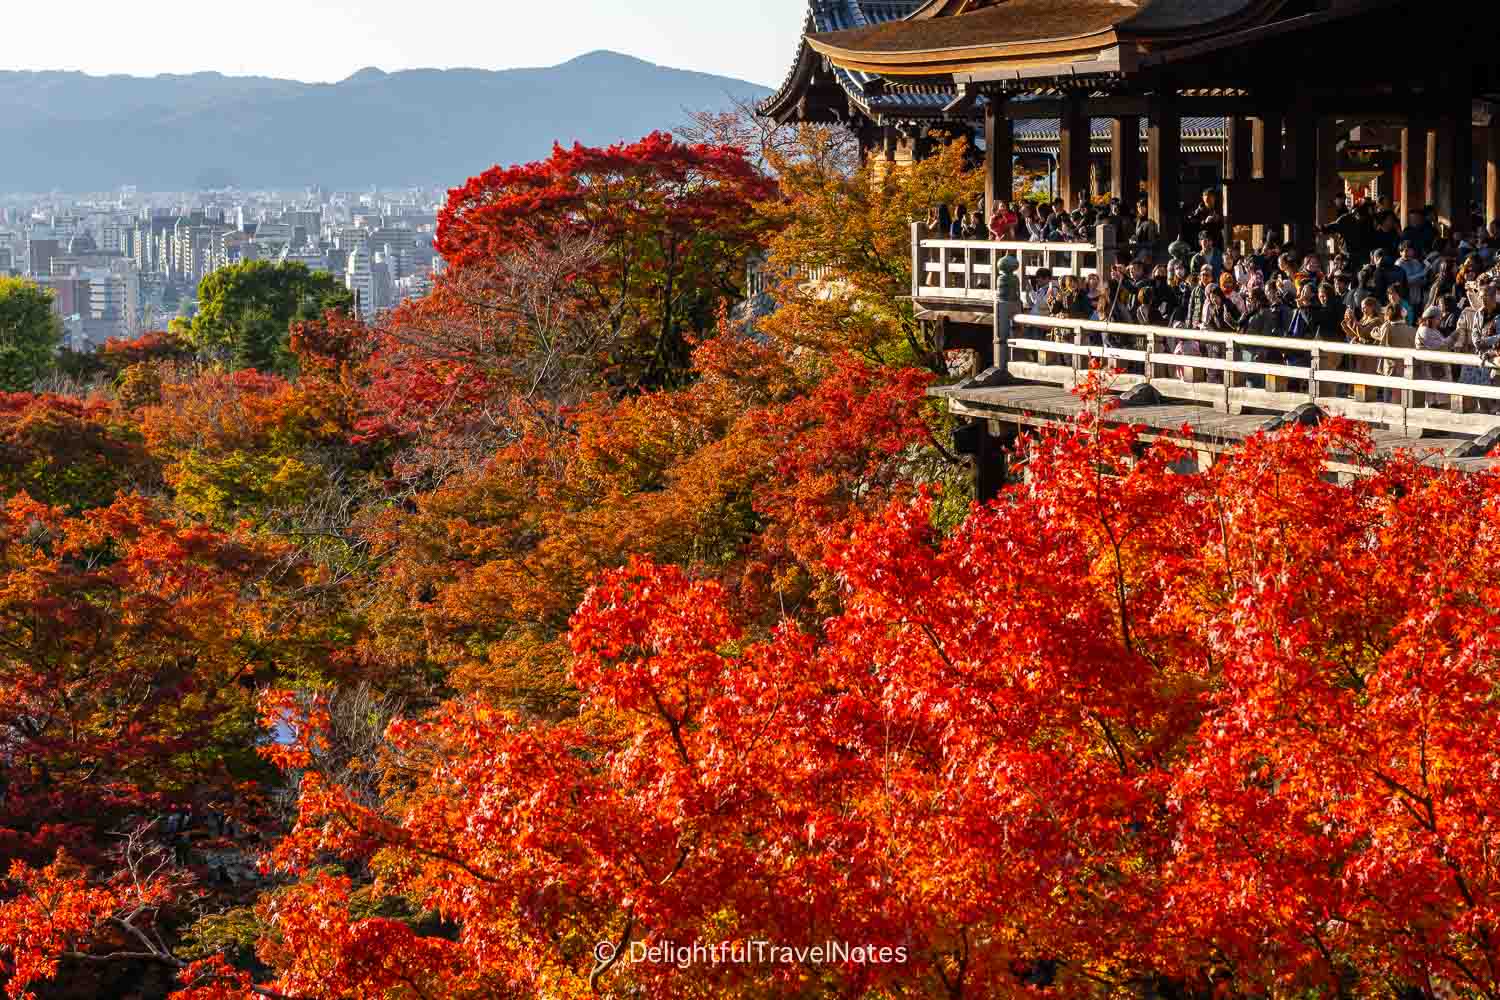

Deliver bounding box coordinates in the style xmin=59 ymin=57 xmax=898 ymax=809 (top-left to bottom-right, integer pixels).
xmin=1221 ymin=335 xmax=1237 ymax=412
xmin=993 ymin=254 xmax=1020 ymax=377
xmin=1404 ymin=355 xmax=1420 ymax=415
xmin=1309 ymin=346 xmax=1322 ymax=403
xmin=939 ymin=245 xmax=951 ymax=295
xmin=1096 ymin=223 xmax=1118 ymax=275
xmin=1073 ymin=324 xmax=1085 ymax=380
xmin=1145 ymin=330 xmax=1158 ymax=382
xmin=911 ymin=222 xmax=926 ymax=299
xmin=1453 ymin=387 xmax=1481 ymax=414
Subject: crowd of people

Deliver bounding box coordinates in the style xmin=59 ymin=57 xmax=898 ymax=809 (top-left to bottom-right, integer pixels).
xmin=926 ymin=188 xmax=1500 ymax=399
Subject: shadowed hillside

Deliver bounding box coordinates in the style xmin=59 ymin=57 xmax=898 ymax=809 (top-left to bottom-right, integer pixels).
xmin=0 ymin=51 xmax=769 ymax=190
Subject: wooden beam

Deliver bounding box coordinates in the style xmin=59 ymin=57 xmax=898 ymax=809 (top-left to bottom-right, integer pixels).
xmin=943 ymin=84 xmax=978 ymax=117
xmin=984 ymin=101 xmax=1014 ymax=214
xmin=993 ymin=95 xmax=1483 ymax=122
xmin=1148 ymin=94 xmax=1182 ymax=248
xmin=1401 ymin=121 xmax=1428 ymax=228
xmin=1059 ymin=95 xmax=1091 ymax=210
xmin=993 ymin=96 xmax=1147 ymax=118
xmin=1110 ymin=116 xmax=1142 ymax=203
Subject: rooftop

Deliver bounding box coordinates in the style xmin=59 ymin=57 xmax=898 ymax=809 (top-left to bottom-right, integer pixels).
xmin=760 ymin=0 xmax=961 ymax=124
xmin=803 ymin=0 xmax=1296 ymax=83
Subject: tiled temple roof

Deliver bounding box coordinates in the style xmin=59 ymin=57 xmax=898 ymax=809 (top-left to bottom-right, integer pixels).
xmin=759 ymin=0 xmax=1232 ymax=154
xmin=760 ymin=0 xmax=962 ymax=124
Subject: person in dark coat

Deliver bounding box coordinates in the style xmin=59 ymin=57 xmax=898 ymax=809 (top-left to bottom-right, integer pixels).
xmin=1182 ymin=188 xmax=1223 ymax=245
xmin=1369 ymin=212 xmax=1402 ymax=259
xmin=936 ymin=203 xmax=952 ymax=238
xmin=1401 ymin=207 xmax=1437 ymax=257
xmin=1314 ymin=282 xmax=1346 ymax=341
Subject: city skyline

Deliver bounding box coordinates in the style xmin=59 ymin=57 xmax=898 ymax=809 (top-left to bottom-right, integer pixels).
xmin=2 ymin=0 xmax=806 ymax=88
xmin=0 ymin=186 xmax=446 ymax=350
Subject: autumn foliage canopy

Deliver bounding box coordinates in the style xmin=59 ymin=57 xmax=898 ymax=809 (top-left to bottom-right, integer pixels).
xmin=2 ymin=125 xmax=1499 ymax=1000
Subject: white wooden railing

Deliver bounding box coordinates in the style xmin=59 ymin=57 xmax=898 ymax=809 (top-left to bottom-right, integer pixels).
xmin=1006 ymin=314 xmax=1500 ymax=438
xmin=910 ymin=223 xmax=1106 ymax=304
xmin=913 ymin=237 xmax=1100 ymax=303
xmin=747 ymin=256 xmax=834 ymax=298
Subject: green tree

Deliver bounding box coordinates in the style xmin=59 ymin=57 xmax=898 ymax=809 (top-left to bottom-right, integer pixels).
xmin=0 ymin=277 xmax=63 ymax=391
xmin=189 ymin=261 xmax=352 ymax=372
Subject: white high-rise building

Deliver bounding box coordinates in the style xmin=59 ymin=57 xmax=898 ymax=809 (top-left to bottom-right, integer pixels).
xmin=346 ymin=245 xmax=375 ymax=322
xmin=83 ymin=261 xmax=141 ymax=343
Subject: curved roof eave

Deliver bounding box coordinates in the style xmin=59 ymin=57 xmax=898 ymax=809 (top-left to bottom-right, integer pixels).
xmin=758 ymin=33 xmax=823 ymax=121
xmin=805 ymin=0 xmax=1301 ymax=84
xmin=808 ymin=27 xmax=1125 ymax=65
xmin=806 ymin=33 xmax=1126 ymax=80
xmin=759 ymin=0 xmax=973 ymax=123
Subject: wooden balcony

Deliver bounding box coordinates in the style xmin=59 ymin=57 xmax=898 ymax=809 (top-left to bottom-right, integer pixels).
xmin=911 ymin=224 xmax=1105 ymax=307
xmin=1003 ymin=315 xmax=1500 ymax=439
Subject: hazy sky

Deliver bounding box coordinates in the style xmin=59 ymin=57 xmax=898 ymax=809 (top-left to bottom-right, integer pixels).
xmin=5 ymin=0 xmax=809 ymax=87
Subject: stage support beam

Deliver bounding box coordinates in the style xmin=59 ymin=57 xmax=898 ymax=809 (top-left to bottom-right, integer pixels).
xmin=1148 ymin=93 xmax=1182 ymax=247
xmin=1111 ymin=115 xmax=1142 ymax=204
xmin=984 ymin=99 xmax=1014 ymax=216
xmin=1059 ymin=94 xmax=1091 ymax=211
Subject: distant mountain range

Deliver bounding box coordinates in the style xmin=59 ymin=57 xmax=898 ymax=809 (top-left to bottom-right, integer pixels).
xmin=0 ymin=52 xmax=771 ymax=192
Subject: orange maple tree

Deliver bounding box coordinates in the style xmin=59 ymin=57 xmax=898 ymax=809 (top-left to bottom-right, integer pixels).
xmin=73 ymin=394 xmax=1491 ymax=1000
xmin=12 ymin=119 xmax=1500 ymax=1000
xmin=0 ymin=494 xmax=285 ymax=868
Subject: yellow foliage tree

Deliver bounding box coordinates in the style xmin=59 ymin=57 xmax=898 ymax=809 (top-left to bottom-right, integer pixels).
xmin=756 ymin=132 xmax=982 ymax=370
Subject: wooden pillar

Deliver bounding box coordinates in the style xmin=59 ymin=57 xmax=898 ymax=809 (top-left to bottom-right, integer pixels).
xmin=1376 ymin=165 xmax=1395 ymax=204
xmin=1284 ymin=109 xmax=1317 ymax=249
xmin=1486 ymin=126 xmax=1500 ymax=227
xmin=984 ymin=101 xmax=1014 ymax=216
xmin=1426 ymin=125 xmax=1443 ymax=210
xmin=1430 ymin=116 xmax=1474 ymax=234
xmin=1488 ymin=125 xmax=1500 ymax=226
xmin=1111 ymin=116 xmax=1142 ymax=203
xmin=958 ymin=419 xmax=1011 ymax=503
xmin=882 ymin=126 xmax=899 ymax=164
xmin=975 ymin=422 xmax=1009 ymax=503
xmin=1223 ymin=116 xmax=1253 ymax=248
xmin=1148 ymin=94 xmax=1182 ymax=247
xmin=1253 ymin=114 xmax=1284 ymax=179
xmin=1401 ymin=121 xmax=1428 ymax=228
xmin=1251 ymin=113 xmax=1283 ymax=245
xmin=1059 ymin=95 xmax=1091 ymax=211
xmin=1316 ymin=118 xmax=1343 ymax=227
xmin=1226 ymin=116 xmax=1254 ymax=181
xmin=910 ymin=127 xmax=935 ymax=164
xmin=1451 ymin=122 xmax=1474 ymax=235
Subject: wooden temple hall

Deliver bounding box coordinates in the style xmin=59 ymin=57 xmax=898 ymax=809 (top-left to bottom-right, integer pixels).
xmin=762 ymin=0 xmax=1500 ymax=239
